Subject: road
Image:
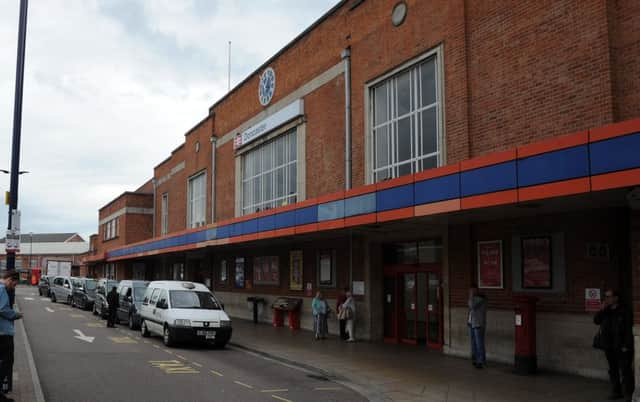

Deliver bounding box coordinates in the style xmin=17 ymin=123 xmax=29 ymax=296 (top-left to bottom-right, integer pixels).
xmin=17 ymin=286 xmax=366 ymax=402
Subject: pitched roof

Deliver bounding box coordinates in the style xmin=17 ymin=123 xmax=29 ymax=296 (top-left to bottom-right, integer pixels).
xmin=0 ymin=233 xmax=84 ymax=243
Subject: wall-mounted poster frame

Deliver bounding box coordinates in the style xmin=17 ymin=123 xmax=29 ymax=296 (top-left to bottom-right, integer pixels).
xmin=522 ymin=236 xmax=552 ymax=289
xmin=219 ymin=260 xmax=228 ymax=284
xmin=477 ymin=240 xmax=503 ymax=289
xmin=290 ymin=250 xmax=303 ymax=291
xmin=317 ymin=250 xmax=336 ymax=288
xmin=253 ymin=256 xmax=280 ymax=286
xmin=234 ymin=257 xmax=245 ymax=288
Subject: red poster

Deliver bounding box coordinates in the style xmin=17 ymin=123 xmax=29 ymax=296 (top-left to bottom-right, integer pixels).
xmin=522 ymin=237 xmax=552 ymax=288
xmin=477 ymin=241 xmax=503 ymax=289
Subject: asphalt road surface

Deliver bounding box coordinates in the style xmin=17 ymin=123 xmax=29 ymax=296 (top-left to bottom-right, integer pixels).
xmin=17 ymin=287 xmax=366 ymax=402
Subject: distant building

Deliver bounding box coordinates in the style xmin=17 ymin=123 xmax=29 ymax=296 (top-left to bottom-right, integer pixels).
xmin=0 ymin=233 xmax=89 ymax=276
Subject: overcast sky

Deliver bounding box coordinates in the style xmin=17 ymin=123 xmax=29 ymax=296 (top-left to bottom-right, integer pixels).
xmin=0 ymin=0 xmax=339 ymax=242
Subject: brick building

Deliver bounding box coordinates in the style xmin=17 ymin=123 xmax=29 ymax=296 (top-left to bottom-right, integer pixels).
xmin=84 ymin=0 xmax=640 ymax=381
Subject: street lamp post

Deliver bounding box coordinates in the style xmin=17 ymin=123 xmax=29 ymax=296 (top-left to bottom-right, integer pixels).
xmin=29 ymin=232 xmax=33 ymax=269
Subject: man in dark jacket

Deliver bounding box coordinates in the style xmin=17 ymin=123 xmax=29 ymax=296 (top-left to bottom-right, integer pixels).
xmin=106 ymin=287 xmax=119 ymax=328
xmin=594 ymin=288 xmax=634 ymax=401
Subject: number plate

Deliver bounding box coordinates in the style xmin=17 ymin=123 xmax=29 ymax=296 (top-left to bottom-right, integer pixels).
xmin=197 ymin=330 xmax=216 ymax=339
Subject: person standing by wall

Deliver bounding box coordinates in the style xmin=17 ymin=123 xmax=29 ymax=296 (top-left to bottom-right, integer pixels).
xmin=106 ymin=286 xmax=119 ymax=328
xmin=342 ymin=290 xmax=356 ymax=342
xmin=0 ymin=270 xmax=22 ymax=402
xmin=594 ymin=288 xmax=634 ymax=401
xmin=468 ymin=287 xmax=487 ymax=368
xmin=312 ymin=291 xmax=328 ymax=340
xmin=336 ymin=287 xmax=349 ymax=341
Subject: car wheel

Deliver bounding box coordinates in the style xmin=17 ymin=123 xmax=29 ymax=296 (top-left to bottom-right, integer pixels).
xmin=141 ymin=320 xmax=150 ymax=338
xmin=163 ymin=325 xmax=174 ymax=347
xmin=129 ymin=315 xmax=135 ymax=330
xmin=71 ymin=297 xmax=76 ymax=308
xmin=51 ymin=293 xmax=57 ymax=303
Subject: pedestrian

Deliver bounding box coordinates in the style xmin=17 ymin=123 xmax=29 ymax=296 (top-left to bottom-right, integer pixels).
xmin=312 ymin=291 xmax=328 ymax=340
xmin=342 ymin=290 xmax=356 ymax=342
xmin=106 ymin=286 xmax=119 ymax=328
xmin=468 ymin=286 xmax=487 ymax=368
xmin=336 ymin=287 xmax=349 ymax=341
xmin=0 ymin=270 xmax=22 ymax=402
xmin=594 ymin=288 xmax=634 ymax=401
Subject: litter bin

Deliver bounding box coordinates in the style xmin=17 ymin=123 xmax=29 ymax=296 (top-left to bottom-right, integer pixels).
xmin=246 ymin=296 xmax=265 ymax=324
xmin=271 ymin=297 xmax=302 ymax=330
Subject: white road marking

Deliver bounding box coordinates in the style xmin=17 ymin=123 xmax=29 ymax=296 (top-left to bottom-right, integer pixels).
xmin=192 ymin=362 xmax=203 ymax=368
xmin=261 ymin=389 xmax=289 ymax=393
xmin=72 ymin=329 xmax=95 ymax=343
xmin=314 ymin=386 xmax=341 ymax=391
xmin=40 ymin=298 xmax=49 ymax=302
xmin=271 ymin=395 xmax=293 ymax=402
xmin=234 ymin=381 xmax=254 ymax=389
xmin=210 ymin=370 xmax=223 ymax=377
xmin=23 ymin=297 xmax=34 ymax=300
xmin=45 ymin=307 xmax=54 ymax=313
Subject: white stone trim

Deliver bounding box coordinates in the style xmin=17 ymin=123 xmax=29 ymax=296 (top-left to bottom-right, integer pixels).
xmin=157 ymin=161 xmax=186 ymax=185
xmin=99 ymin=207 xmax=153 ymax=225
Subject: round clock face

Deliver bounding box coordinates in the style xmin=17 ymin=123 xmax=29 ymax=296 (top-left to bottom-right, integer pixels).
xmin=258 ymin=67 xmax=276 ymax=106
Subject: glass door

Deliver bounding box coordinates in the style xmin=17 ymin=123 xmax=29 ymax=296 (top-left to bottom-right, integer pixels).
xmin=400 ymin=273 xmax=417 ymax=344
xmin=426 ymin=272 xmax=442 ymax=348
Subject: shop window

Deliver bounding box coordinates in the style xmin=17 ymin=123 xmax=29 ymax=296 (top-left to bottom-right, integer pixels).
xmin=161 ymin=193 xmax=169 ymax=235
xmin=383 ymin=240 xmax=442 ymax=265
xmin=187 ymin=172 xmax=206 ymax=228
xmin=317 ymin=251 xmax=336 ymax=288
xmin=371 ymin=50 xmax=442 ymax=182
xmin=234 ymin=258 xmax=245 ymax=288
xmin=253 ymin=256 xmax=280 ymax=286
xmin=511 ymin=233 xmax=566 ymax=294
xmin=242 ymin=129 xmax=297 ymax=215
xmin=219 ymin=260 xmax=228 ymax=284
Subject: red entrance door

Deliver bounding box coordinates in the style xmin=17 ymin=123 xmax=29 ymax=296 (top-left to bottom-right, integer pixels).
xmin=384 ymin=266 xmax=442 ymax=349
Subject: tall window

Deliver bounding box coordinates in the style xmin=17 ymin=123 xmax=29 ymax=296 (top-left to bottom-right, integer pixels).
xmin=188 ymin=172 xmax=206 ymax=228
xmin=103 ymin=217 xmax=119 ymax=241
xmin=161 ymin=193 xmax=169 ymax=235
xmin=242 ymin=129 xmax=297 ymax=215
xmin=372 ymin=54 xmax=441 ymax=182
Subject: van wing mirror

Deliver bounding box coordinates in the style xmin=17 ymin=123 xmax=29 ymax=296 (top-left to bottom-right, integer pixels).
xmin=157 ymin=299 xmax=168 ymax=309
xmin=64 ymin=283 xmax=70 ymax=288
xmin=127 ymin=296 xmax=133 ymax=302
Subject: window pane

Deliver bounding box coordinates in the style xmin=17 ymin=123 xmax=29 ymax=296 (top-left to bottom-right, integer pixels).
xmin=276 ymin=168 xmax=285 ymax=198
xmin=421 ymin=108 xmax=438 ymax=156
xmin=396 ymin=117 xmax=412 ymax=163
xmin=289 ymin=132 xmax=297 ymax=160
xmin=288 ymin=163 xmax=297 ymax=194
xmin=398 ymin=162 xmax=412 ymax=177
xmin=422 ymin=155 xmax=438 ymax=171
xmin=397 ymin=71 xmax=411 ymax=116
xmin=374 ymin=83 xmax=388 ymax=125
xmin=276 ymin=137 xmax=285 ymax=165
xmin=420 ymin=59 xmax=436 ymax=107
xmin=374 ymin=126 xmax=389 ymax=169
xmin=375 ymin=169 xmax=390 ymax=182
xmin=263 ymin=172 xmax=273 ymax=203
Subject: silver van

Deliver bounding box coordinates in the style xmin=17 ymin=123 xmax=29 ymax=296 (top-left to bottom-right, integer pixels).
xmin=50 ymin=276 xmax=75 ymax=304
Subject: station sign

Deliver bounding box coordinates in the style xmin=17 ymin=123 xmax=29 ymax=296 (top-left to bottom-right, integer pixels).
xmin=234 ymin=99 xmax=303 ymax=149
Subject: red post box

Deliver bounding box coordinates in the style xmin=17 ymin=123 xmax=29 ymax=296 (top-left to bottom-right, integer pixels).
xmin=272 ymin=309 xmax=284 ymax=327
xmin=513 ymin=296 xmax=538 ymax=374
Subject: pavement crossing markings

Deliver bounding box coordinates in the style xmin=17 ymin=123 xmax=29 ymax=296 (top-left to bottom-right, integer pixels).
xmin=271 ymin=395 xmax=293 ymax=402
xmin=261 ymin=389 xmax=289 ymax=393
xmin=109 ymin=336 xmax=138 ymax=344
xmin=233 ymin=381 xmax=254 ymax=389
xmin=192 ymin=362 xmax=203 ymax=368
xmin=209 ymin=370 xmax=223 ymax=377
xmin=175 ymin=354 xmax=187 ymax=360
xmin=149 ymin=360 xmax=199 ymax=374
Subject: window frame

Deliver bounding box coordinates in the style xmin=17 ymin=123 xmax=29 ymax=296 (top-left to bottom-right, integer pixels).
xmin=187 ymin=171 xmax=207 ymax=229
xmin=365 ymin=45 xmax=445 ymax=184
xmin=161 ymin=192 xmax=169 ymax=235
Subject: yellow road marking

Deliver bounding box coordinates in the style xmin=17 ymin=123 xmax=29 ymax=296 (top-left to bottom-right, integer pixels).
xmin=210 ymin=370 xmax=223 ymax=377
xmin=314 ymin=387 xmax=341 ymax=391
xmin=271 ymin=395 xmax=293 ymax=402
xmin=234 ymin=381 xmax=253 ymax=389
xmin=109 ymin=336 xmax=138 ymax=344
xmin=261 ymin=389 xmax=288 ymax=393
xmin=175 ymin=354 xmax=187 ymax=360
xmin=192 ymin=362 xmax=203 ymax=368
xmin=149 ymin=360 xmax=199 ymax=374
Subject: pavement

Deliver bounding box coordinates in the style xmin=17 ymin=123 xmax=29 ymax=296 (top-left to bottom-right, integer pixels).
xmin=229 ymin=318 xmax=614 ymax=402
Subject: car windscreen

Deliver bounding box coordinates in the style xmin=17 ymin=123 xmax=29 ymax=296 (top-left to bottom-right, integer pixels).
xmin=133 ymin=287 xmax=146 ymax=301
xmin=169 ymin=291 xmax=221 ymax=310
xmin=106 ymin=281 xmax=118 ymax=290
xmin=84 ymin=280 xmax=97 ymax=290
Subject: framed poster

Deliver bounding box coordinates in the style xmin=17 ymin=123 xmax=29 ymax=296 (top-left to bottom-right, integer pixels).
xmin=289 ymin=250 xmax=303 ymax=291
xmin=234 ymin=257 xmax=245 ymax=288
xmin=477 ymin=240 xmax=503 ymax=289
xmin=522 ymin=237 xmax=552 ymax=289
xmin=253 ymin=256 xmax=279 ymax=286
xmin=318 ymin=251 xmax=335 ymax=287
xmin=219 ymin=260 xmax=228 ymax=284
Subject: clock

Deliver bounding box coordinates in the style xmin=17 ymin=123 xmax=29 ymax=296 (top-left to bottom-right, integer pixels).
xmin=258 ymin=67 xmax=276 ymax=106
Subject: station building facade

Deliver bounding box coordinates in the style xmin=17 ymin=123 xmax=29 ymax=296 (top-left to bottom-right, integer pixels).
xmin=82 ymin=0 xmax=640 ymax=380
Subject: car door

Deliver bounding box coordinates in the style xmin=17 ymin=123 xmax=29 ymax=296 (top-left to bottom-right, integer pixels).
xmin=53 ymin=278 xmax=63 ymax=299
xmin=117 ymin=286 xmax=130 ymax=322
xmin=96 ymin=283 xmax=105 ymax=311
xmin=153 ymin=289 xmax=169 ymax=333
xmin=147 ymin=289 xmax=162 ymax=334
xmin=63 ymin=279 xmax=72 ymax=302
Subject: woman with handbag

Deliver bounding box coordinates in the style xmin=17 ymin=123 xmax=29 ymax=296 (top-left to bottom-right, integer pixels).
xmin=593 ymin=289 xmax=634 ymax=401
xmin=312 ymin=291 xmax=328 ymax=340
xmin=341 ymin=291 xmax=356 ymax=342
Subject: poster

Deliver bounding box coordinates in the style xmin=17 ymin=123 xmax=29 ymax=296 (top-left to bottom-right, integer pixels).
xmin=220 ymin=260 xmax=227 ymax=283
xmin=522 ymin=237 xmax=552 ymax=289
xmin=319 ymin=253 xmax=332 ymax=285
xmin=352 ymin=281 xmax=365 ymax=296
xmin=585 ymin=288 xmax=602 ymax=312
xmin=234 ymin=257 xmax=245 ymax=288
xmin=289 ymin=250 xmax=303 ymax=291
xmin=305 ymin=282 xmax=313 ymax=297
xmin=477 ymin=240 xmax=503 ymax=289
xmin=253 ymin=256 xmax=279 ymax=286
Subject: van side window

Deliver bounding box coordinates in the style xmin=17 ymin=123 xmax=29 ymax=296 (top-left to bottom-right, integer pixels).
xmin=156 ymin=290 xmax=168 ymax=307
xmin=149 ymin=289 xmax=161 ymax=305
xmin=119 ymin=286 xmax=129 ymax=297
xmin=142 ymin=288 xmax=152 ymax=305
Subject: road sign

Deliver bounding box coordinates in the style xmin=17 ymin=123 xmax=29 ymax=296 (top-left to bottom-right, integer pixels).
xmin=5 ymin=230 xmax=20 ymax=252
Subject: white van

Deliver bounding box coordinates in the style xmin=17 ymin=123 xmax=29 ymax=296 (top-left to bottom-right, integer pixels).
xmin=139 ymin=281 xmax=232 ymax=348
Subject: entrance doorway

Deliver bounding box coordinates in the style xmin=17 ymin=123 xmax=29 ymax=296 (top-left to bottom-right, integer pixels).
xmin=384 ymin=265 xmax=442 ymax=348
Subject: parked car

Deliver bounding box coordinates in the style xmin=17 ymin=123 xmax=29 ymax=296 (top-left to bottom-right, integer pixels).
xmin=50 ymin=276 xmax=75 ymax=304
xmin=116 ymin=280 xmax=150 ymax=330
xmin=93 ymin=279 xmax=120 ymax=318
xmin=37 ymin=275 xmax=51 ymax=297
xmin=139 ymin=281 xmax=232 ymax=348
xmin=71 ymin=278 xmax=97 ymax=310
